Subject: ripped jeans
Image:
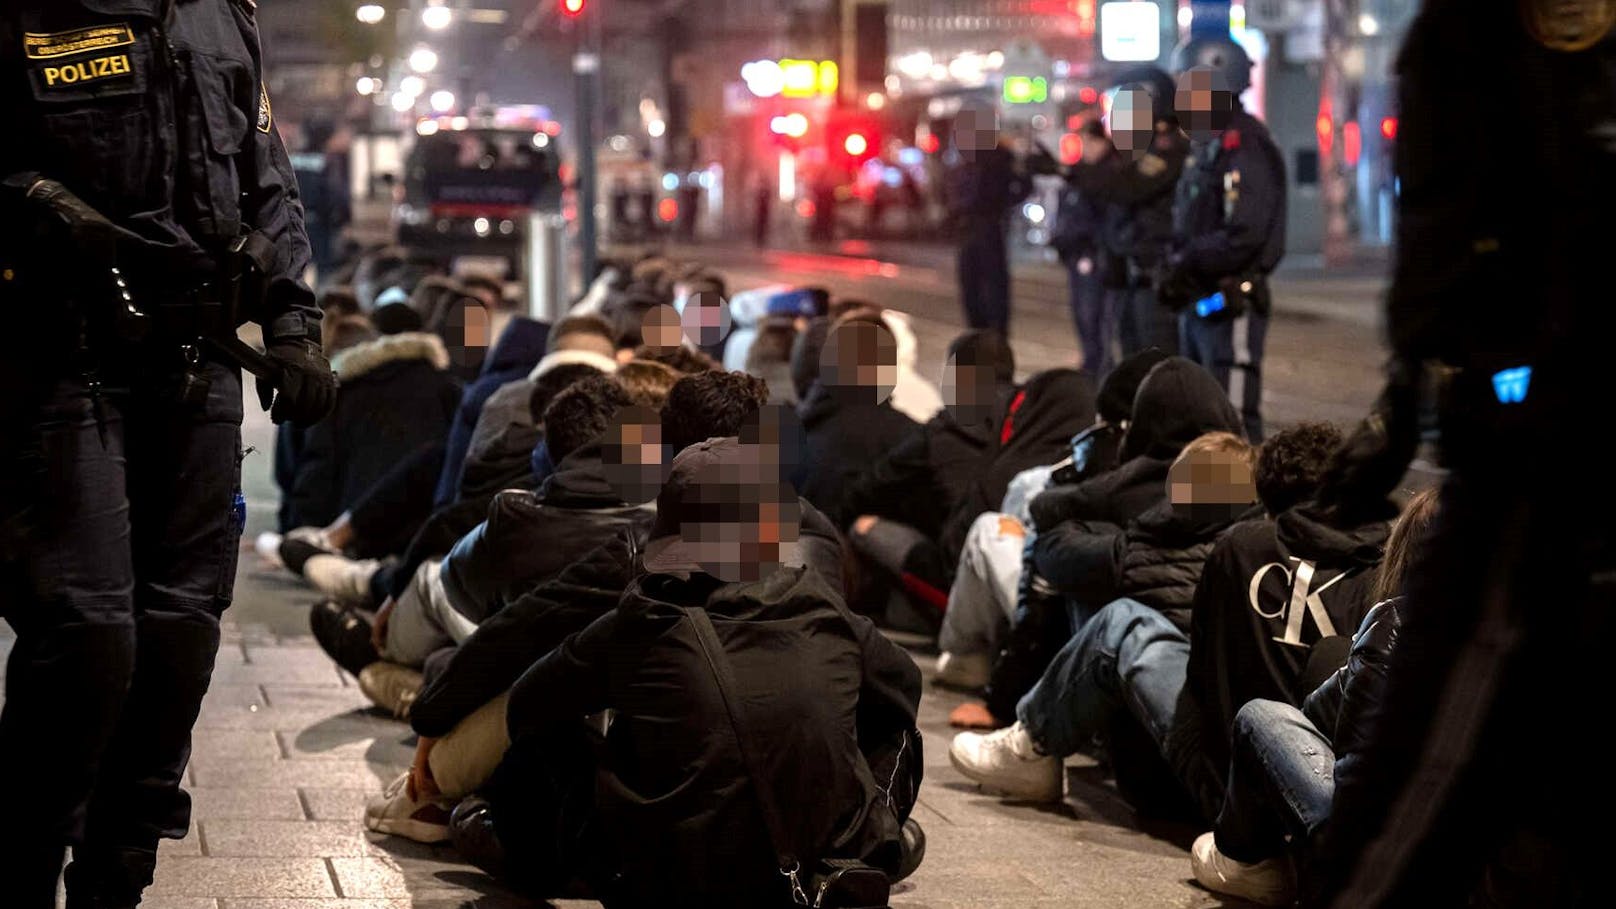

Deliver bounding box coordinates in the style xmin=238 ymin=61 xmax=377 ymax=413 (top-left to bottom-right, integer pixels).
xmin=1214 ymin=699 xmax=1336 ymax=864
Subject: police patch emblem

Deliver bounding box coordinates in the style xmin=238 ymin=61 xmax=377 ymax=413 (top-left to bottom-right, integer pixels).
xmin=1520 ymin=0 xmax=1616 ymax=52
xmin=24 ymin=24 xmax=133 ymax=59
xmin=257 ymin=84 xmax=272 ymax=133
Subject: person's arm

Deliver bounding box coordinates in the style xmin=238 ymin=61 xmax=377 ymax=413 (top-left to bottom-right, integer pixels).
xmin=412 ymin=534 xmax=634 ymax=737
xmin=838 ymin=604 xmax=923 ymax=816
xmin=1178 ymin=136 xmax=1283 ymax=278
xmin=505 ymin=606 xmax=627 ymax=742
xmin=287 ymin=420 xmax=340 ymax=528
xmin=1030 ymin=520 xmax=1124 ymax=596
xmin=837 ymin=425 xmax=935 ymax=530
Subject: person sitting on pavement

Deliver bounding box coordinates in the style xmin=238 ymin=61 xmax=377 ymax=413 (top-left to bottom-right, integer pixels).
xmin=827 ymin=299 xmax=945 ymax=423
xmin=948 ymin=431 xmax=1259 ymax=813
xmin=936 ymin=354 xmax=1239 ymax=693
xmin=1188 ymin=488 xmax=1436 ymax=906
xmin=430 ymin=313 xmax=551 ymax=511
xmin=463 ymin=437 xmax=925 ymax=903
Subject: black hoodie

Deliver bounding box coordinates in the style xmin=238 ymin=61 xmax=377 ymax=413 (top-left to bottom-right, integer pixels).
xmin=1029 ymin=357 xmax=1243 ymax=533
xmin=438 ymin=441 xmax=655 ymax=624
xmin=793 ymin=384 xmax=920 ymax=524
xmin=505 ymin=566 xmax=922 ymax=906
xmin=835 ymin=397 xmax=1000 ymax=535
xmin=1166 ymin=500 xmax=1393 ymax=821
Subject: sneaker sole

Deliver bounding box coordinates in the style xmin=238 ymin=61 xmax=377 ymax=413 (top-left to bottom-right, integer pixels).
xmin=365 ymin=812 xmax=450 ymax=844
xmin=947 ymin=746 xmax=1063 ymax=802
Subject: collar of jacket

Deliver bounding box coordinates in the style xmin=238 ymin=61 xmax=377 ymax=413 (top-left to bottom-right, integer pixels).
xmin=329 ymin=331 xmax=448 ymax=380
xmin=529 ymin=348 xmax=620 ymax=381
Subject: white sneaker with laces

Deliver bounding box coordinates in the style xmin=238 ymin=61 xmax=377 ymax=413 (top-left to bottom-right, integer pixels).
xmin=948 ymin=721 xmax=1063 ymax=801
xmin=365 ymin=770 xmax=452 ymax=844
xmin=359 ymin=662 xmax=424 ymax=719
xmin=934 ymin=651 xmax=992 ymax=690
xmin=1190 ymin=832 xmax=1296 ymax=906
xmin=304 ymin=554 xmax=382 ymax=606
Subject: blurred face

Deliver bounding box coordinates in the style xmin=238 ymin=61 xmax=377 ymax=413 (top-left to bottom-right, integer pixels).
xmin=680 ymin=290 xmax=731 ymax=348
xmin=955 ymin=103 xmax=1000 ymax=156
xmin=441 ymin=300 xmax=490 ymax=371
xmin=600 ymin=405 xmax=667 ymax=504
xmin=1520 ymin=0 xmax=1616 ymax=51
xmin=1106 ymin=88 xmax=1156 ymax=159
xmin=1175 ymin=66 xmax=1237 ymax=142
xmin=1167 ymin=448 xmax=1257 ymax=523
xmin=943 ymin=357 xmax=1000 ymax=423
xmin=678 ymin=457 xmax=802 ymax=582
xmin=820 ymin=321 xmax=898 ymax=405
xmin=640 ymin=304 xmax=683 ymax=353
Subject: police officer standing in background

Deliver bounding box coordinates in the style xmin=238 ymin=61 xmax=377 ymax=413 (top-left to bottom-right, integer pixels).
xmin=1158 ymin=39 xmax=1285 ymax=441
xmin=0 ymin=1 xmax=335 ymax=904
xmin=1058 ymin=66 xmax=1189 ymax=361
xmin=950 ymin=100 xmax=1031 ymax=335
xmin=1312 ymin=1 xmax=1615 ymax=904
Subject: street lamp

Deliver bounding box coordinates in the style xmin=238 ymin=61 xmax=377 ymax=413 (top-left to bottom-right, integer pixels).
xmin=422 ymin=3 xmax=453 ymax=31
xmin=408 ymin=46 xmax=439 ymax=73
xmin=356 ymin=4 xmax=385 ymax=25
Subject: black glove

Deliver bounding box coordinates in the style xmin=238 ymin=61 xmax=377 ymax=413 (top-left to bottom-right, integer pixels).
xmin=25 ymin=178 xmax=119 ymax=265
xmin=1154 ymin=255 xmax=1201 ymax=312
xmin=257 ymin=339 xmax=337 ymax=426
xmin=1316 ymin=361 xmax=1422 ymax=524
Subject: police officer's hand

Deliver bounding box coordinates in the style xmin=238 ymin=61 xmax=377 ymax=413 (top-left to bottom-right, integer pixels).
xmin=258 ymin=339 xmax=337 ymax=426
xmin=25 ymin=178 xmax=119 ymax=265
xmin=1317 ymin=364 xmax=1421 ymax=524
xmin=1155 ymin=256 xmax=1199 ymax=312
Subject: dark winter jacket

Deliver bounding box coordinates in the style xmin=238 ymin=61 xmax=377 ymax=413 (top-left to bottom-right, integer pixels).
xmin=432 ymin=317 xmax=550 ymax=507
xmin=835 ymin=401 xmax=999 ymax=533
xmin=942 ymin=369 xmax=1097 ymax=558
xmin=411 ymin=497 xmax=848 ymax=738
xmin=283 ymin=333 xmax=461 ymax=530
xmin=439 ymin=443 xmax=655 ymax=625
xmin=1167 ymin=501 xmax=1393 ymax=821
xmin=1302 ymin=596 xmax=1403 ymax=792
xmin=793 ymin=385 xmax=920 ymax=525
xmin=1030 ymin=357 xmax=1242 ymax=533
xmin=505 ymin=566 xmax=922 ymax=906
xmin=1036 ymin=500 xmax=1259 ymax=632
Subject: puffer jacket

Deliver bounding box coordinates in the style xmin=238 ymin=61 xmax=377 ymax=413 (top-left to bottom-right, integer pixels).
xmin=283 ymin=332 xmax=461 ymax=529
xmin=505 ymin=565 xmax=922 ymax=905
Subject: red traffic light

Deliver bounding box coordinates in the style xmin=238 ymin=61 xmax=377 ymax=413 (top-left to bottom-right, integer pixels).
xmin=1078 ymin=86 xmax=1099 ymax=105
xmin=561 ymin=0 xmax=584 ymax=17
xmin=1380 ymin=116 xmax=1398 ymax=140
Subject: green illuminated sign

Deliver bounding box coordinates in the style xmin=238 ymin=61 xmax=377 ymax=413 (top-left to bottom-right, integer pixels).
xmin=1003 ymin=76 xmax=1048 ymax=104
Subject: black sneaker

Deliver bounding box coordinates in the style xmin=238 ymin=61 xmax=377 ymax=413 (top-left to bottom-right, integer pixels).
xmin=449 ymin=796 xmax=507 ymax=881
xmin=309 ymin=600 xmax=380 ymax=676
xmin=279 ymin=536 xmax=330 ymax=575
xmin=895 ymin=817 xmax=926 ymax=882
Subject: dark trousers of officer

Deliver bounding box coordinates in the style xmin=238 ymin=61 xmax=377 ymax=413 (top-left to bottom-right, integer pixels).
xmin=1179 ymin=309 xmax=1268 ymax=442
xmin=958 ymin=219 xmax=1011 ymax=334
xmin=0 ymin=357 xmax=242 ymax=902
xmin=1114 ymin=282 xmax=1180 ymax=360
xmin=1063 ymin=255 xmax=1114 ymax=377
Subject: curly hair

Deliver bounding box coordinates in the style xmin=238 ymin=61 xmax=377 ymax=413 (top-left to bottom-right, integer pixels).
xmin=1254 ymin=422 xmax=1344 ymax=515
xmin=661 ymin=370 xmax=769 ymax=452
xmin=631 ymin=343 xmax=719 ymax=375
xmin=542 ymin=374 xmax=633 ymax=463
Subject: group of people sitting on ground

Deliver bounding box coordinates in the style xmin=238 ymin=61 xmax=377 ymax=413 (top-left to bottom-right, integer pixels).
xmin=267 ymin=249 xmax=1433 ymax=907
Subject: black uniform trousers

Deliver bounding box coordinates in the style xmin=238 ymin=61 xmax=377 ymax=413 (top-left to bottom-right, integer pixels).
xmin=957 ymin=218 xmax=1012 ymax=335
xmin=0 ymin=353 xmax=243 ymax=901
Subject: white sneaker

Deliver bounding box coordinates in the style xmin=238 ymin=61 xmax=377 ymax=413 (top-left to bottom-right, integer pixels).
xmin=934 ymin=651 xmax=992 ymax=690
xmin=359 ymin=662 xmax=424 ymax=719
xmin=1190 ymin=832 xmax=1296 ymax=906
xmin=365 ymin=770 xmax=452 ymax=843
xmin=254 ymin=532 xmax=285 ymax=568
xmin=948 ymin=722 xmax=1063 ymax=801
xmin=304 ymin=554 xmax=382 ymax=606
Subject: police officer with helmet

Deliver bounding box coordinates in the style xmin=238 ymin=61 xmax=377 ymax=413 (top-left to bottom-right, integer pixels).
xmin=0 ymin=1 xmax=335 ymax=903
xmin=1157 ymin=37 xmax=1286 ymax=441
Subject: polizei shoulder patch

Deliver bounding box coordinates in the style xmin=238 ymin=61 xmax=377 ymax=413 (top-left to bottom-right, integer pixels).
xmin=257 ymin=84 xmax=272 ymax=132
xmin=24 ymin=24 xmax=134 ymax=60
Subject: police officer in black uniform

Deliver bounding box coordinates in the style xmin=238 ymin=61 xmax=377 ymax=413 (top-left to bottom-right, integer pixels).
xmin=1310 ymin=1 xmax=1616 ymax=904
xmin=1059 ymin=66 xmax=1189 ymax=361
xmin=949 ymin=101 xmax=1031 ymax=335
xmin=1158 ymin=38 xmax=1285 ymax=441
xmin=0 ymin=1 xmax=335 ymax=904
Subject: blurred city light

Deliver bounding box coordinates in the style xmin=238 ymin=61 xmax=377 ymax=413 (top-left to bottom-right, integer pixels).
xmin=1003 ymin=76 xmax=1048 ymax=104
xmin=416 ymin=119 xmax=440 ymax=136
xmin=356 ymin=5 xmax=385 ymax=25
xmin=399 ymin=75 xmax=425 ymax=97
xmin=662 ymin=172 xmax=679 ymax=191
xmin=408 ymin=47 xmax=438 ymax=73
xmin=657 ymin=198 xmax=679 ymax=222
xmin=647 ymin=119 xmax=666 ymax=138
xmin=422 ymin=4 xmax=453 ymax=30
xmin=391 ymin=92 xmax=415 ymax=112
xmin=355 ymin=76 xmax=379 ymax=96
xmin=843 ymin=133 xmax=869 ymax=157
xmin=865 ymin=92 xmax=886 ymax=110
xmin=1359 ymin=13 xmax=1380 ymax=36
xmin=532 ymin=132 xmax=550 ymax=148
xmin=1380 ymin=116 xmax=1398 ymax=140
xmin=430 ymin=90 xmax=455 ymax=113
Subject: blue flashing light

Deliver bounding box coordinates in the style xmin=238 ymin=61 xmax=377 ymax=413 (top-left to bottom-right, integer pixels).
xmin=1491 ymin=366 xmax=1532 ymax=404
xmin=1195 ymin=292 xmax=1226 ymax=318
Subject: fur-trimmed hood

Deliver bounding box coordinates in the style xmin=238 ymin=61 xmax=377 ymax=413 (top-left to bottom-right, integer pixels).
xmin=530 ymin=348 xmax=620 ymax=380
xmin=330 ymin=331 xmax=450 ymax=380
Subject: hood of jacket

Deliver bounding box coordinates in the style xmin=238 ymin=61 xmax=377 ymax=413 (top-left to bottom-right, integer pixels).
xmin=329 ymin=331 xmax=449 ymax=381
xmin=480 ymin=316 xmax=550 ymax=378
xmin=528 ymin=347 xmax=620 ymax=381
xmin=1275 ymin=501 xmax=1394 ymax=571
xmin=538 ymin=441 xmax=642 ymax=509
xmin=1120 ymin=357 xmax=1244 ymax=462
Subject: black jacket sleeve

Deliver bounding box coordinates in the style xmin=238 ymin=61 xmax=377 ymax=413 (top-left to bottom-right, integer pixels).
xmin=1030 ymin=520 xmax=1124 ymax=597
xmin=505 ymin=606 xmax=626 ymax=742
xmin=837 ymin=603 xmax=923 ymax=817
xmin=836 ymin=425 xmax=936 ymax=531
xmin=1302 ymin=600 xmax=1401 ymax=788
xmin=1067 ymin=146 xmax=1185 ymax=209
xmin=411 ymin=533 xmax=636 ymax=737
xmin=286 ymin=414 xmax=340 ymax=528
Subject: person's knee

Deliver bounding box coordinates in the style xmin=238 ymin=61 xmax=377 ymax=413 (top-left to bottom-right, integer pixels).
xmin=1231 ymin=699 xmax=1293 ymax=751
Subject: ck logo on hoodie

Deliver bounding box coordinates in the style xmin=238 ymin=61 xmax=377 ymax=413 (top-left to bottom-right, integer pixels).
xmin=1248 ymin=558 xmax=1344 ymax=647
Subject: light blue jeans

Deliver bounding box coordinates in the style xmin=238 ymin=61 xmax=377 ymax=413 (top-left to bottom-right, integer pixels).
xmin=1214 ymin=699 xmax=1336 ymax=864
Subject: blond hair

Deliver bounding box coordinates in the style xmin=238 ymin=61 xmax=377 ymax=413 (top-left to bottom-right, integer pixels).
xmin=1374 ymin=488 xmax=1440 ymax=602
xmin=615 ymin=359 xmax=682 ymax=410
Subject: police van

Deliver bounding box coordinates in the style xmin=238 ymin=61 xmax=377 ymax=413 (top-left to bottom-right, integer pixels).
xmin=392 ymin=112 xmax=562 ymax=273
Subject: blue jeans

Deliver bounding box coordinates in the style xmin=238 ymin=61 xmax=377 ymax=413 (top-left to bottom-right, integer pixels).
xmin=1179 ymin=308 xmax=1269 ymax=442
xmin=1114 ymin=284 xmax=1179 ymax=359
xmin=1064 ymin=256 xmax=1114 ymax=376
xmin=1214 ymin=699 xmax=1336 ymax=864
xmin=1016 ymin=598 xmax=1190 ymax=758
